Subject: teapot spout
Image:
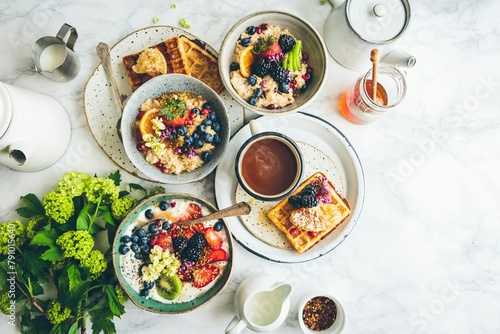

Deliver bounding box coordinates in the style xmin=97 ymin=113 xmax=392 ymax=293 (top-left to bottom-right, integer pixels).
xmin=381 ymin=48 xmax=416 ymax=68
xmin=8 ymin=140 xmax=33 ymax=167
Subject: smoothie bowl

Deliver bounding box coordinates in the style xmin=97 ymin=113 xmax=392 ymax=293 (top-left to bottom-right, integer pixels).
xmin=219 ymin=11 xmax=328 ymax=115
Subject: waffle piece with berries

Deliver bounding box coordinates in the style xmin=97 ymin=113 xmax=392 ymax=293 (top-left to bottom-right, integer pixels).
xmin=266 ymin=172 xmax=351 ymax=254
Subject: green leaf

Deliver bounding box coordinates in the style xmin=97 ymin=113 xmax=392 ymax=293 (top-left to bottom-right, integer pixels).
xmin=103 ymin=285 xmax=125 ymax=316
xmin=68 ymin=322 xmax=79 ymax=334
xmin=159 ymin=97 xmax=186 ymax=120
xmin=67 ymin=263 xmax=82 ymax=291
xmin=129 ymin=183 xmax=146 ymax=194
xmin=98 ymin=206 xmax=115 ymax=226
xmin=107 ymin=171 xmax=121 ymax=186
xmin=16 ymin=193 xmax=45 ymax=218
xmin=90 ymin=310 xmax=117 ymax=334
xmin=21 ymin=251 xmax=48 ymax=279
xmin=76 ymin=205 xmax=91 ymax=230
xmin=31 ymin=229 xmax=58 ymax=247
xmin=118 ymin=190 xmax=130 ymax=198
xmin=40 ymin=247 xmax=64 ymax=261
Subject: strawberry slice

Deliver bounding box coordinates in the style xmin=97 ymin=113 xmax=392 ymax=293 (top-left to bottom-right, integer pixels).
xmin=204 ymin=227 xmax=223 ymax=249
xmin=155 ymin=232 xmax=172 ymax=252
xmin=191 ymin=222 xmax=205 ymax=234
xmin=163 ymin=109 xmax=191 ymax=127
xmin=178 ymin=270 xmax=193 ymax=282
xmin=192 ymin=264 xmax=221 ymax=288
xmin=177 ymin=203 xmax=203 ymax=222
xmin=206 ymin=249 xmax=229 ymax=263
xmin=259 ymin=42 xmax=282 ymax=59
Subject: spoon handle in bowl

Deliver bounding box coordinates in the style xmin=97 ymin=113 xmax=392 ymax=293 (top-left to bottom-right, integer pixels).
xmin=176 ymin=202 xmax=251 ymax=226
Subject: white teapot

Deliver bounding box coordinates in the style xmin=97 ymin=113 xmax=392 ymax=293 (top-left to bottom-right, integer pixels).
xmin=0 ymin=82 xmax=71 ymax=172
xmin=324 ymin=0 xmax=416 ymax=71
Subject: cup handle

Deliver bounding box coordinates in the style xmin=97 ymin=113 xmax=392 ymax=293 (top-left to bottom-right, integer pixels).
xmin=249 ymin=119 xmax=260 ymax=136
xmin=225 ymin=316 xmax=247 ymax=334
xmin=56 ymin=23 xmax=78 ymax=51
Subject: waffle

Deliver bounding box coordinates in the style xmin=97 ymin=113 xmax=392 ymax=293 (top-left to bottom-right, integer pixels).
xmin=179 ymin=36 xmax=224 ymax=94
xmin=123 ymin=36 xmax=223 ymax=93
xmin=266 ymin=172 xmax=351 ymax=254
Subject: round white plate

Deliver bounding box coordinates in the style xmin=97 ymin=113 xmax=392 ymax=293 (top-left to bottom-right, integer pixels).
xmin=214 ymin=112 xmax=365 ymax=263
xmin=84 ymin=26 xmax=244 ymax=181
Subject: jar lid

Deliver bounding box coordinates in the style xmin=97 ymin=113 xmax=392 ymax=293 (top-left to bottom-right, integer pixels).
xmin=347 ymin=0 xmax=410 ymax=43
xmin=0 ymin=83 xmax=13 ymax=138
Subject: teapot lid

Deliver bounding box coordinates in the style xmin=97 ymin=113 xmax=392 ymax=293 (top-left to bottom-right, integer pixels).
xmin=0 ymin=83 xmax=13 ymax=138
xmin=347 ymin=0 xmax=410 ymax=43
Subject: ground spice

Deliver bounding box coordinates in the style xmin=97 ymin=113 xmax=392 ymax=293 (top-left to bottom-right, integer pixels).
xmin=302 ymin=296 xmax=337 ymax=331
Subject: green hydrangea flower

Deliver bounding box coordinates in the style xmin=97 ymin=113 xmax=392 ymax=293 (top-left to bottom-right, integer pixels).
xmin=79 ymin=249 xmax=107 ymax=278
xmin=0 ymin=220 xmax=27 ymax=255
xmin=114 ymin=285 xmax=129 ymax=304
xmin=45 ymin=300 xmax=70 ymax=325
xmin=111 ymin=196 xmax=137 ymax=220
xmin=56 ymin=230 xmax=94 ymax=260
xmin=56 ymin=171 xmax=91 ymax=198
xmin=86 ymin=177 xmax=119 ymax=204
xmin=0 ymin=292 xmax=11 ymax=315
xmin=42 ymin=191 xmax=75 ymax=224
xmin=26 ymin=216 xmax=46 ymax=239
xmin=51 ymin=259 xmax=65 ymax=271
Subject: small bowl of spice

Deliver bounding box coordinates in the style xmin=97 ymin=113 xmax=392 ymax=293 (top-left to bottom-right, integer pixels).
xmin=298 ymin=291 xmax=346 ymax=334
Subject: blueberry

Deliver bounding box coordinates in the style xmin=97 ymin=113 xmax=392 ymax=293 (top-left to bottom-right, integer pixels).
xmin=120 ymin=235 xmax=131 ymax=244
xmin=247 ymin=75 xmax=257 ymax=86
xmin=203 ymin=133 xmax=213 ymax=143
xmin=196 ymin=124 xmax=206 ymax=134
xmin=253 ymin=88 xmax=263 ymax=98
xmin=130 ymin=243 xmax=139 ymax=253
xmin=183 ymin=135 xmax=193 ymax=146
xmin=192 ymin=132 xmax=200 ymax=140
xmin=194 ymin=140 xmax=204 ymax=149
xmin=140 ymin=245 xmax=149 ymax=253
xmin=136 ymin=229 xmax=146 ymax=238
xmin=145 ymin=209 xmax=153 ymax=219
xmin=191 ymin=107 xmax=201 ymax=115
xmin=208 ymin=112 xmax=217 ymax=122
xmin=148 ymin=224 xmax=158 ymax=234
xmin=300 ymin=84 xmax=308 ymax=93
xmin=213 ymin=134 xmax=222 ymax=145
xmin=202 ymin=118 xmax=212 ymax=126
xmin=118 ymin=244 xmax=130 ymax=255
xmin=161 ymin=222 xmax=172 ymax=231
xmin=134 ymin=252 xmax=142 ymax=260
xmin=131 ymin=235 xmax=139 ymax=244
xmin=159 ymin=200 xmax=169 ymax=211
xmin=202 ymin=102 xmax=213 ymax=110
xmin=140 ymin=288 xmax=149 ymax=297
xmin=170 ymin=133 xmax=178 ymax=140
xmin=139 ymin=237 xmax=148 ymax=246
xmin=246 ymin=25 xmax=256 ymax=35
xmin=214 ymin=221 xmax=224 ymax=231
xmin=229 ymin=62 xmax=240 ymax=71
xmin=177 ymin=125 xmax=188 ymax=136
xmin=211 ymin=121 xmax=221 ymax=133
xmin=248 ymin=96 xmax=258 ymax=105
xmin=239 ymin=37 xmax=251 ymax=47
xmin=279 ymin=82 xmax=290 ymax=93
xmin=201 ymin=151 xmax=212 ymax=162
xmin=144 ymin=281 xmax=155 ymax=290
xmin=146 ymin=232 xmax=152 ymax=239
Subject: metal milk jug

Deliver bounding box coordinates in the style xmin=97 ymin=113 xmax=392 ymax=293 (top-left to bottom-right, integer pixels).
xmin=324 ymin=0 xmax=416 ymax=71
xmin=0 ymin=82 xmax=71 ymax=172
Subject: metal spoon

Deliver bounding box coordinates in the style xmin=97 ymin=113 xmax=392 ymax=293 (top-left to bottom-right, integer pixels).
xmin=96 ymin=42 xmax=124 ymax=140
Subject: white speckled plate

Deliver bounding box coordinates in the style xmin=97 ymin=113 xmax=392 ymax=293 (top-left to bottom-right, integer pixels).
xmin=84 ymin=26 xmax=244 ymax=181
xmin=214 ymin=112 xmax=365 ymax=263
xmin=235 ymin=141 xmax=343 ymax=249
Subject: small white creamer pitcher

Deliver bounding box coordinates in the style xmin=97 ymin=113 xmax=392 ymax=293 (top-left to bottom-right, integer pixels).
xmin=0 ymin=82 xmax=71 ymax=172
xmin=225 ymin=274 xmax=293 ymax=334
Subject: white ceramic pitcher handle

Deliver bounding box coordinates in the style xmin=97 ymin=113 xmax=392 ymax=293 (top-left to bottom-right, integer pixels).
xmin=249 ymin=119 xmax=261 ymax=136
xmin=225 ymin=316 xmax=247 ymax=334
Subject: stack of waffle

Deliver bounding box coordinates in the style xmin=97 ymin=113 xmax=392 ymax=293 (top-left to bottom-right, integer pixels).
xmin=266 ymin=172 xmax=351 ymax=254
xmin=123 ymin=35 xmax=224 ymax=93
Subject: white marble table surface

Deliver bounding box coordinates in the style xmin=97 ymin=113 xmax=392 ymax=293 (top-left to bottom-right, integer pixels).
xmin=1 ymin=0 xmax=500 ymax=333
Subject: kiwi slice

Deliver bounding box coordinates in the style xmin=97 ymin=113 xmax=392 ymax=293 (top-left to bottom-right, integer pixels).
xmin=156 ymin=272 xmax=182 ymax=300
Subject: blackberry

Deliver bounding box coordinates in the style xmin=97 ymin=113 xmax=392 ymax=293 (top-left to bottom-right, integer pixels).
xmin=301 ymin=184 xmax=317 ymax=197
xmin=278 ymin=34 xmax=296 ymax=53
xmin=188 ymin=233 xmax=207 ymax=250
xmin=173 ymin=237 xmax=188 ymax=253
xmin=270 ymin=65 xmax=287 ymax=83
xmin=252 ymin=58 xmax=271 ymax=78
xmin=301 ymin=195 xmax=319 ymax=208
xmin=288 ymin=195 xmax=302 ymax=208
xmin=181 ymin=247 xmax=202 ymax=262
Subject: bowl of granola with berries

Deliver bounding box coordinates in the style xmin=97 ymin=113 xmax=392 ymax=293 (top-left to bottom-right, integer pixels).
xmin=112 ymin=193 xmax=233 ymax=313
xmin=219 ymin=11 xmax=328 ymax=115
xmin=121 ymin=74 xmax=230 ymax=184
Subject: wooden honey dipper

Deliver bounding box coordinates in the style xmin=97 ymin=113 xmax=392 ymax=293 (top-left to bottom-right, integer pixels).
xmin=370 ymin=48 xmax=380 ymax=103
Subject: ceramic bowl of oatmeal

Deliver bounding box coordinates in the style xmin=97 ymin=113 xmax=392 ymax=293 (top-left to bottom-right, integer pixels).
xmin=121 ymin=74 xmax=230 ymax=184
xmin=219 ymin=11 xmax=328 ymax=115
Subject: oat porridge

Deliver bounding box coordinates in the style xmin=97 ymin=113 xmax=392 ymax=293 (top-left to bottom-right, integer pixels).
xmin=229 ymin=23 xmax=313 ymax=110
xmin=135 ymin=91 xmax=223 ymax=174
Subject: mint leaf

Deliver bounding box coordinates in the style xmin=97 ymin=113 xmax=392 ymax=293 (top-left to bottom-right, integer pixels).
xmin=159 ymin=97 xmax=186 ymax=120
xmin=107 ymin=171 xmax=121 ymax=186
xmin=16 ymin=193 xmax=45 ymax=218
xmin=103 ymin=285 xmax=125 ymax=316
